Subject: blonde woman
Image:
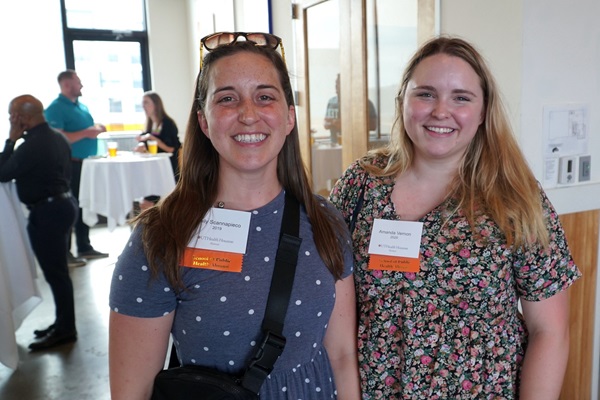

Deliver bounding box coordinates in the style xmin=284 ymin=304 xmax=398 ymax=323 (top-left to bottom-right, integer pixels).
xmin=330 ymin=36 xmax=581 ymax=399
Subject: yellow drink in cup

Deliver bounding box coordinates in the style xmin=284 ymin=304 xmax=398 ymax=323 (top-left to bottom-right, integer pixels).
xmin=107 ymin=141 xmax=118 ymax=157
xmin=147 ymin=140 xmax=158 ymax=154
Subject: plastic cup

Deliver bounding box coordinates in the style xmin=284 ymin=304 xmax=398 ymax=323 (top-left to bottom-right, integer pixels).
xmin=107 ymin=141 xmax=118 ymax=157
xmin=147 ymin=140 xmax=158 ymax=154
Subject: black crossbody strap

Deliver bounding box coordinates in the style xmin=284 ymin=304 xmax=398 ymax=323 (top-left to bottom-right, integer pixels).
xmin=241 ymin=191 xmax=301 ymax=393
xmin=349 ymin=174 xmax=368 ymax=235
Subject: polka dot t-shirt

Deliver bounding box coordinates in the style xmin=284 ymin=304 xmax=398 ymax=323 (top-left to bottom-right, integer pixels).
xmin=109 ymin=191 xmax=353 ymax=399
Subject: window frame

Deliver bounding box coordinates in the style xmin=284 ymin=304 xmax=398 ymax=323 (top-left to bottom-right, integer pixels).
xmin=59 ymin=0 xmax=152 ymax=92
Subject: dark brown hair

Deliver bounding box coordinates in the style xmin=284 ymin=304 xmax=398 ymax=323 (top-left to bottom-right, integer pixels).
xmin=142 ymin=91 xmax=172 ymax=133
xmin=138 ymin=41 xmax=347 ymax=290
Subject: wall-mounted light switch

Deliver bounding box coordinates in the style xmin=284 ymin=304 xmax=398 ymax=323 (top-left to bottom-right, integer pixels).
xmin=579 ymin=155 xmax=591 ymax=182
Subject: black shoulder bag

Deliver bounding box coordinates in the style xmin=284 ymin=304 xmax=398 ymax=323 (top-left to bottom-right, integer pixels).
xmin=151 ymin=192 xmax=302 ymax=400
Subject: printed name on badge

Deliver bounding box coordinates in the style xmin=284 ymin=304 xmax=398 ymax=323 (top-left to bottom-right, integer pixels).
xmin=367 ymin=219 xmax=423 ymax=272
xmin=181 ymin=208 xmax=251 ymax=272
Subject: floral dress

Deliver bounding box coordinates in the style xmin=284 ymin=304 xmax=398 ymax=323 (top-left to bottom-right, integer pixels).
xmin=329 ymin=156 xmax=581 ymax=399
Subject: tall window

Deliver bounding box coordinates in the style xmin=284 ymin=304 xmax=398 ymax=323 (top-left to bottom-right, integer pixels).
xmin=60 ymin=0 xmax=150 ymax=132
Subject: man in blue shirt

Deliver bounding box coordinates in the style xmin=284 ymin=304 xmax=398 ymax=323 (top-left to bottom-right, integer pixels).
xmin=45 ymin=70 xmax=108 ymax=265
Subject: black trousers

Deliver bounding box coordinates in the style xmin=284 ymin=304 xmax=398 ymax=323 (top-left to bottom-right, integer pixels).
xmin=27 ymin=196 xmax=78 ymax=332
xmin=69 ymin=160 xmax=93 ymax=253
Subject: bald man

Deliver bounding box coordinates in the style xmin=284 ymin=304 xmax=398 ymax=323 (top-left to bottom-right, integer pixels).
xmin=0 ymin=95 xmax=78 ymax=351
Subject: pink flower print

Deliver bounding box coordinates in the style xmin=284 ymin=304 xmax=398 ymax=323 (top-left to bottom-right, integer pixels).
xmin=420 ymin=355 xmax=432 ymax=365
xmin=384 ymin=376 xmax=396 ymax=386
xmin=459 ymin=248 xmax=470 ymax=258
xmin=424 ymin=249 xmax=434 ymax=257
xmin=462 ymin=380 xmax=473 ymax=391
xmin=389 ymin=325 xmax=398 ymax=335
xmin=404 ymin=272 xmax=416 ymax=280
xmin=373 ymin=351 xmax=381 ymax=359
xmin=461 ymin=327 xmax=470 ymax=336
xmin=372 ymin=269 xmax=383 ymax=279
xmin=427 ymin=303 xmax=436 ymax=313
xmin=459 ymin=301 xmax=469 ymax=310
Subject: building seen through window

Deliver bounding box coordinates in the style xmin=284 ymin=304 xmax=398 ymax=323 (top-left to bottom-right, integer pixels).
xmin=62 ymin=0 xmax=149 ymax=133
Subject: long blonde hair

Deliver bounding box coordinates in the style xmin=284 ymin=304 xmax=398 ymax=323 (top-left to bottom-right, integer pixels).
xmin=137 ymin=42 xmax=347 ymax=290
xmin=363 ymin=36 xmax=548 ymax=249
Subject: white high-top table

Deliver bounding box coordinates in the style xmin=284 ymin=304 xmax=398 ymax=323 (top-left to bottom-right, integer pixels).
xmin=0 ymin=181 xmax=41 ymax=369
xmin=79 ymin=152 xmax=176 ymax=231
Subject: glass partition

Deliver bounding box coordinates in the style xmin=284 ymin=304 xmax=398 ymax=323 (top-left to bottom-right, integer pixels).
xmin=366 ymin=0 xmax=418 ymax=149
xmin=306 ymin=0 xmax=342 ymax=196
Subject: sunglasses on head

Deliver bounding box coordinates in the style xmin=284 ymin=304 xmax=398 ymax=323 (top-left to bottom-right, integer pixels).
xmin=199 ymin=32 xmax=286 ymax=69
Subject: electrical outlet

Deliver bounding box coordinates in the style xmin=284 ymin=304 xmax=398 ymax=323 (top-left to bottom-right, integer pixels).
xmin=558 ymin=156 xmax=577 ymax=184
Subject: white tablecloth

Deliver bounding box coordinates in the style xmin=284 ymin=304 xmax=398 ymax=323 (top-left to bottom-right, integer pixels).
xmin=97 ymin=131 xmax=141 ymax=156
xmin=79 ymin=153 xmax=176 ymax=231
xmin=0 ymin=182 xmax=41 ymax=370
xmin=311 ymin=144 xmax=343 ymax=194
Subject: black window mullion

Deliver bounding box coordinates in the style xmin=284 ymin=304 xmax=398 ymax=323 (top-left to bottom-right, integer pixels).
xmin=59 ymin=0 xmax=151 ymax=90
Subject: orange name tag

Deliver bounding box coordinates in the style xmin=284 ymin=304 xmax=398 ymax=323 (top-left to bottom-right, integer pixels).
xmin=181 ymin=248 xmax=244 ymax=273
xmin=368 ymin=254 xmax=420 ymax=273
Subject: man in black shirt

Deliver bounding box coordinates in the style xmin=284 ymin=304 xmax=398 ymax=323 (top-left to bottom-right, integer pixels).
xmin=0 ymin=95 xmax=78 ymax=351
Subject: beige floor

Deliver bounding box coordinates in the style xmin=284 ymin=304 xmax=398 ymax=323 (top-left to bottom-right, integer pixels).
xmin=0 ymin=224 xmax=132 ymax=400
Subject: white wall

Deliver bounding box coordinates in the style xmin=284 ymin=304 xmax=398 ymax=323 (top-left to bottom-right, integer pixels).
xmin=146 ymin=0 xmax=194 ymax=138
xmin=442 ymin=0 xmax=600 ymax=397
xmin=440 ymin=0 xmax=523 ymax=142
xmin=521 ymin=0 xmax=600 ymax=216
xmin=0 ymin=0 xmax=65 ymax=142
xmin=518 ymin=3 xmax=600 ymax=398
xmin=440 ymin=0 xmax=600 ymax=217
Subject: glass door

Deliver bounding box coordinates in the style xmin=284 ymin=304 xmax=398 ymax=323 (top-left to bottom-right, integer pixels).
xmin=293 ymin=0 xmax=437 ymax=194
xmin=294 ymin=0 xmax=343 ymax=196
xmin=307 ymin=0 xmax=342 ymax=196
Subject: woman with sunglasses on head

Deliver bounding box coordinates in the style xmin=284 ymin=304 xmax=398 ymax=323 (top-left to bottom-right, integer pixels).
xmin=109 ymin=32 xmax=361 ymax=400
xmin=329 ymin=36 xmax=581 ymax=399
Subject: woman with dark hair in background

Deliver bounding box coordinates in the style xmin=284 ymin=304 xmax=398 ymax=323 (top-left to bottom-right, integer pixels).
xmin=134 ymin=91 xmax=181 ymax=209
xmin=136 ymin=91 xmax=181 ymax=180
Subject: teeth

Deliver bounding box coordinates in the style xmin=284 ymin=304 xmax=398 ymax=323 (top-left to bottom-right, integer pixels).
xmin=233 ymin=133 xmax=266 ymax=143
xmin=427 ymin=126 xmax=454 ymax=134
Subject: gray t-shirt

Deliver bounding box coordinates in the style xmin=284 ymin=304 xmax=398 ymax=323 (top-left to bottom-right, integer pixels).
xmin=109 ymin=190 xmax=353 ymax=399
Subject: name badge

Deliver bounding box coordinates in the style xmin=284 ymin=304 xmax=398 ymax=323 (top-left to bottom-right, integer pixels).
xmin=367 ymin=219 xmax=423 ymax=272
xmin=181 ymin=208 xmax=251 ymax=272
